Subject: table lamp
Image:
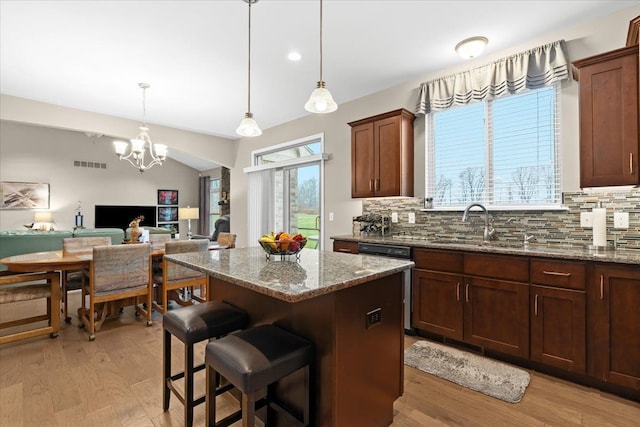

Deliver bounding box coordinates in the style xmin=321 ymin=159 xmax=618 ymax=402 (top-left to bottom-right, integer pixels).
xmin=33 ymin=211 xmax=54 ymax=231
xmin=178 ymin=206 xmax=199 ymax=239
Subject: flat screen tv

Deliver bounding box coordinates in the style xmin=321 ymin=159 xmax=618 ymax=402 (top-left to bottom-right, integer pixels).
xmin=94 ymin=205 xmax=157 ymax=230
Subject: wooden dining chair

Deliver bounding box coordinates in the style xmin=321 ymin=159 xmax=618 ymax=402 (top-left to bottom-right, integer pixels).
xmin=216 ymin=232 xmax=236 ymax=249
xmin=62 ymin=237 xmax=111 ymax=323
xmin=77 ymin=243 xmax=153 ymax=341
xmin=0 ymin=270 xmax=60 ymax=344
xmin=153 ymin=239 xmax=209 ymax=314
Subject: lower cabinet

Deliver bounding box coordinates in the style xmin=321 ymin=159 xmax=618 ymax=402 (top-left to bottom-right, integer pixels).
xmin=409 ymin=246 xmax=638 ymax=397
xmin=530 ymin=258 xmax=586 ymax=373
xmin=530 ymin=285 xmax=585 ymax=373
xmin=413 ymin=250 xmax=529 ymax=358
xmin=588 ymin=263 xmax=640 ymax=391
xmin=412 ymin=269 xmax=463 ymax=340
xmin=463 ymin=276 xmax=529 ymax=358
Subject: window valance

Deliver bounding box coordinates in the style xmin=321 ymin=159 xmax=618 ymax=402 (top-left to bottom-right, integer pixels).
xmin=415 ymin=40 xmax=570 ymax=116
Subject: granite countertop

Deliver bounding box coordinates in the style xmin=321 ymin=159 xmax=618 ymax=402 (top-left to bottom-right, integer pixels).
xmin=164 ymin=247 xmax=414 ymax=303
xmin=332 ymin=235 xmax=640 ymax=265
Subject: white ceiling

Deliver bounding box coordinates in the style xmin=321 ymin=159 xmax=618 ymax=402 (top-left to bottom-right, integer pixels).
xmin=1 ymin=1 xmax=637 ymax=166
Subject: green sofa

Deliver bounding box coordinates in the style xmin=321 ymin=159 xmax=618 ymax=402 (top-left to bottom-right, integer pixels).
xmin=0 ymin=228 xmax=125 ymax=270
xmin=73 ymin=228 xmax=124 ymax=245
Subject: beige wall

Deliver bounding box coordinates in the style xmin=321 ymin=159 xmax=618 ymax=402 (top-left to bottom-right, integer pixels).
xmin=230 ymin=5 xmax=639 ymax=249
xmin=0 ymin=121 xmax=201 ymax=231
xmin=0 ymin=94 xmax=238 ymax=169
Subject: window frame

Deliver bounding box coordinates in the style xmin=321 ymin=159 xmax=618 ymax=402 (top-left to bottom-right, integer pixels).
xmin=425 ymin=83 xmax=564 ymax=211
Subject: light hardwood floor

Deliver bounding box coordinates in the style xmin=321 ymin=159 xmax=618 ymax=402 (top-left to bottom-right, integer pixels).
xmin=1 ymin=293 xmax=638 ymax=426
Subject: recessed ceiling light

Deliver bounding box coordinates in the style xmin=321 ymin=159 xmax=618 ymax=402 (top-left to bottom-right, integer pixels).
xmin=455 ymin=36 xmax=489 ymax=59
xmin=287 ymin=51 xmax=302 ymax=61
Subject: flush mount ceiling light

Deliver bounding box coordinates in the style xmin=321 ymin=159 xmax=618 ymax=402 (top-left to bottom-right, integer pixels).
xmin=113 ymin=83 xmax=168 ymax=173
xmin=455 ymin=36 xmax=489 ymax=59
xmin=305 ymin=0 xmax=338 ymax=114
xmin=236 ymin=0 xmax=262 ymax=137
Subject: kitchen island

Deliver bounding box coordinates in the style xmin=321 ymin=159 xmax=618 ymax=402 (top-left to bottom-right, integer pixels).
xmin=165 ymin=247 xmax=414 ymax=427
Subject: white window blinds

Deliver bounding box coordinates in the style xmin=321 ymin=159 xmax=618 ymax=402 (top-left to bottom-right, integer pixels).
xmin=427 ymin=84 xmax=561 ymax=208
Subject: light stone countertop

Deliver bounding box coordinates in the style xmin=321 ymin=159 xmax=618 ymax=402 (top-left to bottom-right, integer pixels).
xmin=332 ymin=235 xmax=640 ymax=266
xmin=164 ymin=247 xmax=414 ymax=303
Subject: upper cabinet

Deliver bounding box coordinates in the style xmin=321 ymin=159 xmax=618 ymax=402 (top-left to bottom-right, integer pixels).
xmin=573 ymin=46 xmax=639 ymax=187
xmin=349 ymin=109 xmax=414 ymax=198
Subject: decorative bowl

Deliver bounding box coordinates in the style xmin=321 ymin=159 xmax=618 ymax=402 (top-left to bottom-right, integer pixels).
xmin=258 ymin=238 xmax=307 ymax=258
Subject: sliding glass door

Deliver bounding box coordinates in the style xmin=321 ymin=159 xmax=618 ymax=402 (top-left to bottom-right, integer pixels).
xmin=275 ymin=162 xmax=321 ymax=249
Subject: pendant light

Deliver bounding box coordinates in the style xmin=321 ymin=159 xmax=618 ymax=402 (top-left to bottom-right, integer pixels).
xmin=236 ymin=0 xmax=262 ymax=137
xmin=305 ymin=0 xmax=337 ymax=114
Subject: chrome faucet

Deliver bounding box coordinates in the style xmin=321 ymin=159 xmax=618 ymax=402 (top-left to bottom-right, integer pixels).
xmin=461 ymin=203 xmax=495 ymax=243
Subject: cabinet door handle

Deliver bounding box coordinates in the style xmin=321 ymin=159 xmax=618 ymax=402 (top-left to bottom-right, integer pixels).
xmin=465 ymin=283 xmax=469 ymax=302
xmin=630 ymin=153 xmax=634 ymax=175
xmin=600 ymin=274 xmax=604 ymax=300
xmin=543 ymin=271 xmax=571 ymax=277
xmin=338 ymin=248 xmax=352 ymax=253
xmin=456 ymin=282 xmax=461 ymax=301
xmin=369 ymin=179 xmax=373 ymax=192
xmin=534 ymin=294 xmax=538 ymax=316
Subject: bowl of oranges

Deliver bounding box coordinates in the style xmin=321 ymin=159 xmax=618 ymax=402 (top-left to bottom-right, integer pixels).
xmin=258 ymin=231 xmax=307 ymax=259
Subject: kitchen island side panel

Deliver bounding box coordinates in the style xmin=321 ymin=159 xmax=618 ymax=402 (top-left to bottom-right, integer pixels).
xmin=209 ymin=271 xmax=404 ymax=427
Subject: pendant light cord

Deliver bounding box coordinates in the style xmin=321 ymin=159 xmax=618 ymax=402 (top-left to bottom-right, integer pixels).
xmin=247 ymin=0 xmax=252 ymax=113
xmin=319 ymin=0 xmax=323 ymax=82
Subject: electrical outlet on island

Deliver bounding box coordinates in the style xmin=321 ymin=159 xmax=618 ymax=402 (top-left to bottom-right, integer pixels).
xmin=408 ymin=212 xmax=415 ymax=224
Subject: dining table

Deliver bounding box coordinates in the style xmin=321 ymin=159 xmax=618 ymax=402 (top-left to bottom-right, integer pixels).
xmin=0 ymin=241 xmax=226 ymax=273
xmin=0 ymin=241 xmax=227 ymax=320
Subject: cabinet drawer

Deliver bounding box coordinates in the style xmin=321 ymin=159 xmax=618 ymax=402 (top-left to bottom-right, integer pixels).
xmin=531 ymin=259 xmax=585 ymax=290
xmin=413 ymin=249 xmax=463 ymax=273
xmin=464 ymin=253 xmax=529 ymax=282
xmin=333 ymin=240 xmax=359 ymax=254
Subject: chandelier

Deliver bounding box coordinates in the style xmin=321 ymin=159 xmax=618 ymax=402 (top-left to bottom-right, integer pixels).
xmin=113 ymin=83 xmax=168 ymax=173
xmin=236 ymin=0 xmax=262 ymax=137
xmin=305 ymin=0 xmax=337 ymax=114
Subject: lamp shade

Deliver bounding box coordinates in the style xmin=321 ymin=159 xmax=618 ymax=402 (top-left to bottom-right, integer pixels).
xmin=178 ymin=207 xmax=199 ymax=220
xmin=34 ymin=211 xmax=53 ymax=222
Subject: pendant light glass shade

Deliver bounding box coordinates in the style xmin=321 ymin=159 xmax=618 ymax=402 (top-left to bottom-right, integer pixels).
xmin=305 ymin=0 xmax=337 ymax=114
xmin=236 ymin=112 xmax=262 ymax=137
xmin=305 ymin=81 xmax=337 ymax=113
xmin=237 ymin=0 xmax=261 ymax=137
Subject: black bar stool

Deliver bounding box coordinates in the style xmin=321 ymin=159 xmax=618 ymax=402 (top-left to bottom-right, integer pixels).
xmin=205 ymin=324 xmax=314 ymax=427
xmin=163 ymin=301 xmax=249 ymax=426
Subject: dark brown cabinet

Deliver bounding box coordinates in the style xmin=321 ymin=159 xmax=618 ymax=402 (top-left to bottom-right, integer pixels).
xmin=463 ymin=253 xmax=530 ymax=358
xmin=588 ymin=263 xmax=640 ymax=391
xmin=413 ymin=249 xmax=529 ymax=358
xmin=530 ymin=259 xmax=586 ymax=373
xmin=349 ymin=109 xmax=414 ymax=198
xmin=332 ymin=239 xmax=359 ymax=254
xmin=573 ymin=46 xmax=639 ymax=187
xmin=413 ymin=269 xmax=463 ymax=340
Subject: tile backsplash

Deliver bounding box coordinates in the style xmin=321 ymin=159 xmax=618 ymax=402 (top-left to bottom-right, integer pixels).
xmin=361 ymin=190 xmax=640 ymax=249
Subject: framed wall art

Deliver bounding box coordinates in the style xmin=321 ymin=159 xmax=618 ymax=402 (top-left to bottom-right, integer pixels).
xmin=0 ymin=181 xmax=50 ymax=209
xmin=157 ymin=206 xmax=178 ymax=222
xmin=158 ymin=189 xmax=178 ymax=206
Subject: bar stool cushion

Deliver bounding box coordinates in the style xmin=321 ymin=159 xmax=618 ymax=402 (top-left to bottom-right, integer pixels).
xmin=206 ymin=324 xmax=313 ymax=395
xmin=163 ymin=301 xmax=249 ymax=344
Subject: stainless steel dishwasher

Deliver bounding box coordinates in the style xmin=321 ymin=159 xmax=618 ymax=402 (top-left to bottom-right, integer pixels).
xmin=357 ymin=242 xmax=415 ymax=335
